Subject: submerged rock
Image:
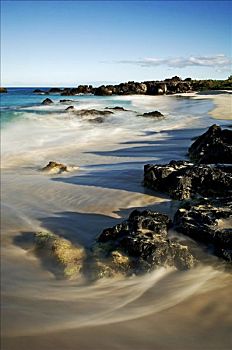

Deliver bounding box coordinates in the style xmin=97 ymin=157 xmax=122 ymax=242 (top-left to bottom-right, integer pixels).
xmin=74 ymin=109 xmax=114 ymax=117
xmin=144 ymin=160 xmax=232 ymax=200
xmin=33 ymin=89 xmax=47 ymax=94
xmin=174 ymin=198 xmax=232 ymax=262
xmin=34 ymin=232 xmax=86 ymax=279
xmin=41 ymin=161 xmax=69 ymax=174
xmin=65 ymin=106 xmax=75 ymax=111
xmin=140 ymin=110 xmax=164 ymax=118
xmin=41 ymin=98 xmax=54 ymax=105
xmin=60 ymin=99 xmax=75 ymax=103
xmin=95 ymin=209 xmax=196 ymax=274
xmin=188 ymin=124 xmax=232 ymax=164
xmin=105 ymin=106 xmax=128 ymax=111
xmin=88 ymin=117 xmax=104 ymax=124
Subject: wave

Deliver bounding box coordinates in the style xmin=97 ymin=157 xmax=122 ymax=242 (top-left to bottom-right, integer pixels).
xmin=1 ymin=95 xmax=213 ymax=170
xmin=2 ymin=264 xmax=228 ymax=336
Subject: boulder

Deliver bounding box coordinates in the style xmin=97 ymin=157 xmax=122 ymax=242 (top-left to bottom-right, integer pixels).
xmin=41 ymin=161 xmax=68 ymax=174
xmin=140 ymin=110 xmax=164 ymax=118
xmin=0 ymin=87 xmax=7 ymax=93
xmin=144 ymin=160 xmax=232 ymax=200
xmin=41 ymin=98 xmax=54 ymax=105
xmin=188 ymin=124 xmax=232 ymax=164
xmin=95 ymin=209 xmax=196 ymax=274
xmin=174 ymin=198 xmax=232 ymax=262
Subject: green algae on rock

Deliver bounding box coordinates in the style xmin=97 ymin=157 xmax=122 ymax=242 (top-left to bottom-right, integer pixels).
xmin=34 ymin=231 xmax=86 ymax=279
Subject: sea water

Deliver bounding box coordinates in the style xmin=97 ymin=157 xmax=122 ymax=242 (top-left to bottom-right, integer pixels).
xmin=1 ymin=89 xmax=232 ymax=350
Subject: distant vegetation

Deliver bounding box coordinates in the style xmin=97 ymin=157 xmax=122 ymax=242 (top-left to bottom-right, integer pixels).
xmin=191 ymin=75 xmax=232 ymax=91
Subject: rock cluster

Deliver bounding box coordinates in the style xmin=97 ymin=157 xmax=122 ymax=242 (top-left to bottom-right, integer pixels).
xmin=144 ymin=125 xmax=232 ymax=263
xmin=95 ymin=209 xmax=196 ymax=274
xmin=33 ymin=76 xmax=194 ymax=97
xmin=33 ymin=125 xmax=232 ymax=280
xmin=95 ymin=82 xmax=148 ymax=96
xmin=34 ymin=210 xmax=197 ymax=280
xmin=0 ymin=87 xmax=7 ymax=93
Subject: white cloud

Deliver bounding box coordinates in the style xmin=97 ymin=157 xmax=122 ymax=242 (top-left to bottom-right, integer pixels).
xmin=116 ymin=54 xmax=232 ymax=70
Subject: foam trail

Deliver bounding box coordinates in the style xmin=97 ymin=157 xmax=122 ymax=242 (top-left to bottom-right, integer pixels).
xmin=2 ymin=266 xmax=228 ymax=336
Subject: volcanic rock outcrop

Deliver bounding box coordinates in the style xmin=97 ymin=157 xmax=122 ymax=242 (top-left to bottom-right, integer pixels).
xmin=144 ymin=161 xmax=232 ymax=200
xmin=95 ymin=209 xmax=196 ymax=275
xmin=143 ymin=125 xmax=232 ymax=263
xmin=174 ymin=198 xmax=232 ymax=262
xmin=188 ymin=124 xmax=232 ymax=164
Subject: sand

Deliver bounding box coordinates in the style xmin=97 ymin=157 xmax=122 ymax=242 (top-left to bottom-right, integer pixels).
xmin=177 ymin=90 xmax=232 ymax=120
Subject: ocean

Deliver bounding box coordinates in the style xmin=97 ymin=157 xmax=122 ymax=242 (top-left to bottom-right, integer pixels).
xmin=1 ymin=88 xmax=232 ymax=350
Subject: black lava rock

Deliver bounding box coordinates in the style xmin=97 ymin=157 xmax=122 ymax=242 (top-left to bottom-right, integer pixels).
xmin=41 ymin=98 xmax=54 ymax=105
xmin=188 ymin=124 xmax=232 ymax=164
xmin=96 ymin=209 xmax=196 ymax=271
xmin=141 ymin=110 xmax=164 ymax=118
xmin=144 ymin=160 xmax=232 ymax=200
xmin=174 ymin=198 xmax=232 ymax=262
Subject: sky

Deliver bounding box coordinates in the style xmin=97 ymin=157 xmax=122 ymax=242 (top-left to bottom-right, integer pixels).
xmin=1 ymin=0 xmax=231 ymax=86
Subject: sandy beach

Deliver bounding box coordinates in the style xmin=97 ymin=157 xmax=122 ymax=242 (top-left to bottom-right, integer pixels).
xmin=178 ymin=91 xmax=232 ymax=120
xmin=1 ymin=91 xmax=232 ymax=350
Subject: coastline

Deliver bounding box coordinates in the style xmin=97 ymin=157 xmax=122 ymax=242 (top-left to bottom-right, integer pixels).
xmin=1 ymin=91 xmax=232 ymax=350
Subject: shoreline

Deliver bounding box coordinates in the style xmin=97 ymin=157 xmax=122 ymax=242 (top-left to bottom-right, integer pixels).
xmin=176 ymin=91 xmax=232 ymax=120
xmin=1 ymin=90 xmax=232 ymax=349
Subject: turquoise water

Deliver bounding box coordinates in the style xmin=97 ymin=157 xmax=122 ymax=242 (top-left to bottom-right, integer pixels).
xmin=0 ymin=88 xmax=133 ymax=126
xmin=0 ymin=87 xmax=215 ymax=125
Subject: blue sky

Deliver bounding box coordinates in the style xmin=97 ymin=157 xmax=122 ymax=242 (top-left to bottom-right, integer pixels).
xmin=1 ymin=0 xmax=231 ymax=86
